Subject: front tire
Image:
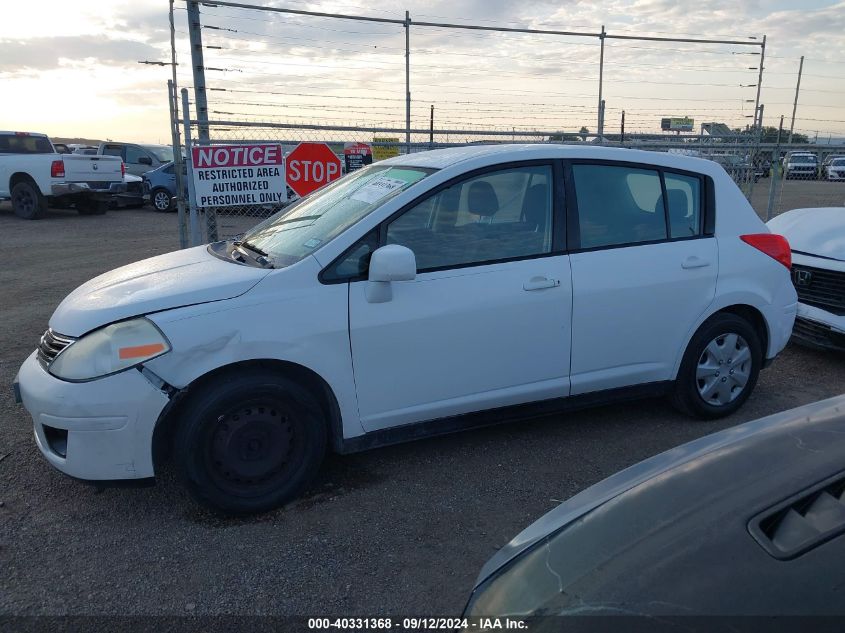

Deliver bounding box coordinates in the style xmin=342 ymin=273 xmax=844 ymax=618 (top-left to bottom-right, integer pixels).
xmin=174 ymin=370 xmax=327 ymax=515
xmin=670 ymin=313 xmax=762 ymax=419
xmin=11 ymin=180 xmax=47 ymax=219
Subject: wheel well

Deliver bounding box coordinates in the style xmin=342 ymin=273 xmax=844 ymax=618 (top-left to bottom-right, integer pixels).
xmin=151 ymin=359 xmax=344 ymax=471
xmin=716 ymin=304 xmax=769 ymax=357
xmin=9 ymin=172 xmax=40 ymax=193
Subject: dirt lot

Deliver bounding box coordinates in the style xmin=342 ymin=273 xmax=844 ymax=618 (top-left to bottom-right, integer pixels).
xmin=0 ymin=196 xmax=844 ymax=617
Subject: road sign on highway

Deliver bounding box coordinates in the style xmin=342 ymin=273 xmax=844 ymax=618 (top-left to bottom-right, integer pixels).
xmin=286 ymin=142 xmax=342 ymax=197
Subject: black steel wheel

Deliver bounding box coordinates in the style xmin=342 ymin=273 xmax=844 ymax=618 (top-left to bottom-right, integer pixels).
xmin=11 ymin=180 xmax=47 ymax=219
xmin=174 ymin=369 xmax=327 ymax=515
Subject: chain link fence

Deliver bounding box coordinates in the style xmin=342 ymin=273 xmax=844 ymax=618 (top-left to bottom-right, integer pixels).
xmin=175 ymin=119 xmax=845 ymax=243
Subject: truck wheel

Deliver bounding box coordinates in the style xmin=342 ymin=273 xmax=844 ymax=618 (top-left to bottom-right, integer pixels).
xmin=151 ymin=187 xmax=175 ymax=212
xmin=173 ymin=369 xmax=327 ymax=515
xmin=11 ymin=180 xmax=47 ymax=219
xmin=76 ymin=199 xmax=108 ymax=215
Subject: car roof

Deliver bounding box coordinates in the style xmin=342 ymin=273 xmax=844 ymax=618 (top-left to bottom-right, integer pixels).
xmin=0 ymin=131 xmax=49 ymax=137
xmin=380 ymin=143 xmax=722 ymax=175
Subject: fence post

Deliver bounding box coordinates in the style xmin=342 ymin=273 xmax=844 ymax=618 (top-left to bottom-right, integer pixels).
xmin=186 ymin=1 xmax=210 ymax=142
xmin=765 ymin=115 xmax=784 ymax=221
xmin=597 ymin=25 xmax=605 ymax=137
xmin=404 ymin=11 xmax=411 ymax=154
xmin=181 ymin=88 xmax=201 ymax=247
xmin=186 ymin=0 xmax=218 ymax=242
xmin=168 ymin=80 xmax=188 ymax=249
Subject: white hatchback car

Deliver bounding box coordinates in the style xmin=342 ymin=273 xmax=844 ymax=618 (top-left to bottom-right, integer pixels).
xmin=15 ymin=145 xmax=797 ymax=514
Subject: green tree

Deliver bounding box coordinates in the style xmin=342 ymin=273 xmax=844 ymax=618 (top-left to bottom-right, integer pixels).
xmin=579 ymin=126 xmax=590 ymax=142
xmin=759 ymin=126 xmax=809 ymax=144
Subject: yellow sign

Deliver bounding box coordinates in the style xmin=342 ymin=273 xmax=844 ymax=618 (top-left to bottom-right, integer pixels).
xmin=372 ymin=137 xmax=400 ymax=161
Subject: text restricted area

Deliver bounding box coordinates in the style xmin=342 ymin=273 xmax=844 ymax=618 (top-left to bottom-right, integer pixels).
xmin=191 ymin=144 xmax=286 ymax=207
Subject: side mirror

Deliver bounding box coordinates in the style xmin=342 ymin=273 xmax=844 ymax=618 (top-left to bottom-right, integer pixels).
xmin=138 ymin=156 xmax=153 ymax=165
xmin=366 ymin=245 xmax=416 ymax=303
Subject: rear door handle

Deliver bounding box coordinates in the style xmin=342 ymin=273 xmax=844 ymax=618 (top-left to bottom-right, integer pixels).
xmin=523 ymin=276 xmax=560 ymax=291
xmin=681 ymin=256 xmax=711 ymax=270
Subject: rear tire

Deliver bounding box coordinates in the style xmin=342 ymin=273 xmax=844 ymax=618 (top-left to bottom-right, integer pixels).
xmin=11 ymin=180 xmax=47 ymax=219
xmin=670 ymin=313 xmax=762 ymax=419
xmin=173 ymin=370 xmax=327 ymax=515
xmin=151 ymin=187 xmax=174 ymax=212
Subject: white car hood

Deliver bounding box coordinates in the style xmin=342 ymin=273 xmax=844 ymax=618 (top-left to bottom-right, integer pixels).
xmin=50 ymin=246 xmax=269 ymax=336
xmin=767 ymin=207 xmax=845 ymax=261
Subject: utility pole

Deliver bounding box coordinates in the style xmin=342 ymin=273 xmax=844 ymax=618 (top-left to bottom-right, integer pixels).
xmin=597 ymin=25 xmax=606 ymax=137
xmin=186 ymin=1 xmax=209 ymax=143
xmin=788 ymin=55 xmax=804 ymax=145
xmin=765 ymin=115 xmax=784 ymax=221
xmin=404 ymin=11 xmax=411 ymax=154
xmin=752 ymin=34 xmax=766 ymax=131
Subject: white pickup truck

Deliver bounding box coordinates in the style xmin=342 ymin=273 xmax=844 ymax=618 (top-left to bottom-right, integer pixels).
xmin=0 ymin=131 xmax=125 ymax=219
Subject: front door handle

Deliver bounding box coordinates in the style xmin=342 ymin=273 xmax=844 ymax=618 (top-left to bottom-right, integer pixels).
xmin=681 ymin=256 xmax=711 ymax=270
xmin=523 ymin=276 xmax=560 ymax=291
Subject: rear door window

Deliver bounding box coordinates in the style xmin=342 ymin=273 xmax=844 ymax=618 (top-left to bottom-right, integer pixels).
xmin=571 ymin=164 xmax=667 ymax=249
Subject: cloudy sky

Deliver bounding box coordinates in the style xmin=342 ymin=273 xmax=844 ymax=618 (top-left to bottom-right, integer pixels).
xmin=1 ymin=0 xmax=843 ymax=144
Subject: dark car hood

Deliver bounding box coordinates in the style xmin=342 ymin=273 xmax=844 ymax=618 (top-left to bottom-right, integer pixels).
xmin=473 ymin=395 xmax=845 ymax=614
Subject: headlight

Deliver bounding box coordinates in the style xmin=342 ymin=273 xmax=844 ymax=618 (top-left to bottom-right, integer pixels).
xmin=49 ymin=318 xmax=171 ymax=381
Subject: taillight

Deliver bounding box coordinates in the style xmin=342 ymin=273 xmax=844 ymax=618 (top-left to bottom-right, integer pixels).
xmin=740 ymin=233 xmax=791 ymax=269
xmin=121 ymin=161 xmax=126 ymax=176
xmin=50 ymin=160 xmax=65 ymax=178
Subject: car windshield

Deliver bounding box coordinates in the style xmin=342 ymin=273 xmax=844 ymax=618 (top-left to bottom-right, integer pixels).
xmin=832 ymin=159 xmax=845 ymax=166
xmin=143 ymin=145 xmax=175 ymax=162
xmin=791 ymin=155 xmax=816 ymax=163
xmin=240 ymin=164 xmax=432 ymax=267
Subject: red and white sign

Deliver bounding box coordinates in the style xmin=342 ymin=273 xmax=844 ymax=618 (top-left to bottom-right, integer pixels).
xmin=286 ymin=142 xmax=342 ymax=197
xmin=190 ymin=144 xmax=286 ymax=208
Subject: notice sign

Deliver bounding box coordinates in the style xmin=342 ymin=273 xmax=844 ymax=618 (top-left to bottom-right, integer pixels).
xmin=191 ymin=144 xmax=286 ymax=207
xmin=344 ymin=142 xmax=373 ymax=173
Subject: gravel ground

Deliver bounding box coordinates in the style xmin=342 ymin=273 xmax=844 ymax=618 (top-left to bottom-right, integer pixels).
xmin=1 ymin=199 xmax=844 ymax=617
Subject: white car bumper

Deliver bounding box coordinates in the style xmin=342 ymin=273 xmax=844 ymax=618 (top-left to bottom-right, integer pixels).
xmin=14 ymin=351 xmax=170 ymax=480
xmin=793 ymin=304 xmax=845 ymax=352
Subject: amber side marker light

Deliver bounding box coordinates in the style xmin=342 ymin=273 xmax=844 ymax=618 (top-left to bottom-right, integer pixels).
xmin=118 ymin=343 xmax=166 ymax=360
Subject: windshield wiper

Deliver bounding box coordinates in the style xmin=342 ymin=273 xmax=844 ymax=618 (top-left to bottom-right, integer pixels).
xmin=232 ymin=240 xmax=274 ymax=268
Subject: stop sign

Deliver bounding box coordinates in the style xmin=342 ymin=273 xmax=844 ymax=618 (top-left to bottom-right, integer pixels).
xmin=286 ymin=142 xmax=342 ymax=197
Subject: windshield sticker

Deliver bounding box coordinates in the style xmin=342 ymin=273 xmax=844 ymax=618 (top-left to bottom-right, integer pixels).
xmin=303 ymin=238 xmax=323 ymax=249
xmin=350 ymin=176 xmax=407 ymax=204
